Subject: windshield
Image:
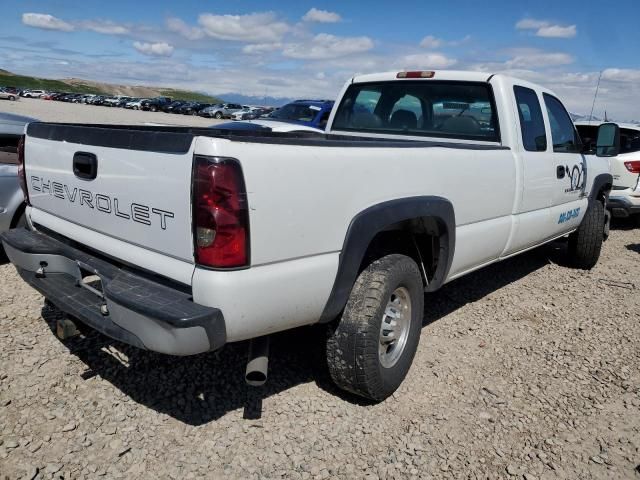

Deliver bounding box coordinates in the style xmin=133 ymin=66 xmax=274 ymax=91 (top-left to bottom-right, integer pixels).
xmin=270 ymin=103 xmax=320 ymax=122
xmin=332 ymin=81 xmax=499 ymax=141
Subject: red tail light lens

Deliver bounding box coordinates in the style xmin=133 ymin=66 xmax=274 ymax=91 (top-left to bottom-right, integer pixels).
xmin=17 ymin=135 xmax=30 ymax=205
xmin=192 ymin=156 xmax=249 ymax=268
xmin=624 ymin=161 xmax=640 ymax=174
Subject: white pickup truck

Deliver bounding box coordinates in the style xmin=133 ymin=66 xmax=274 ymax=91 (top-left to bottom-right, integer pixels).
xmin=2 ymin=70 xmax=617 ymax=402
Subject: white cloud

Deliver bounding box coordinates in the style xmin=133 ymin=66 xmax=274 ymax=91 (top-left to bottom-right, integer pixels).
xmin=133 ymin=41 xmax=174 ymax=57
xmin=302 ymin=8 xmax=342 ymax=23
xmin=283 ymin=34 xmax=374 ymax=60
xmin=242 ymin=43 xmax=282 ymax=55
xmin=80 ymin=20 xmax=129 ymax=35
xmin=398 ymin=53 xmax=457 ymax=69
xmin=515 ymin=18 xmax=548 ymax=30
xmin=536 ymin=25 xmax=576 ymax=38
xmin=601 ymin=68 xmax=640 ymax=83
xmin=22 ymin=13 xmax=74 ymax=32
xmin=197 ymin=12 xmax=290 ymax=43
xmin=166 ymin=17 xmax=205 ymax=40
xmin=505 ymin=49 xmax=574 ymax=68
xmin=516 ymin=18 xmax=577 ymax=38
xmin=419 ymin=35 xmax=442 ymax=49
xmin=22 ymin=13 xmax=130 ymax=36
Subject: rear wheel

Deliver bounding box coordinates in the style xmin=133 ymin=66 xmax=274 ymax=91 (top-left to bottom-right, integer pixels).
xmin=9 ymin=96 xmax=15 ymax=101
xmin=214 ymin=112 xmax=223 ymax=119
xmin=567 ymin=200 xmax=605 ymax=269
xmin=150 ymin=106 xmax=157 ymax=112
xmin=326 ymin=254 xmax=424 ymax=402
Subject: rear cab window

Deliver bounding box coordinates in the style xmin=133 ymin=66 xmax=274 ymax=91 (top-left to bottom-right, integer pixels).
xmin=514 ymin=86 xmax=547 ymax=152
xmin=331 ymin=81 xmax=500 ymax=142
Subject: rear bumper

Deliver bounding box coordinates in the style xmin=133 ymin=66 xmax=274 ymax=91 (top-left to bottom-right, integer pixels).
xmin=608 ymin=195 xmax=640 ymax=218
xmin=0 ymin=228 xmax=226 ymax=356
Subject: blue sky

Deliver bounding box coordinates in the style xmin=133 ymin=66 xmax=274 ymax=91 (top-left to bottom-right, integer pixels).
xmin=1 ymin=0 xmax=639 ymax=119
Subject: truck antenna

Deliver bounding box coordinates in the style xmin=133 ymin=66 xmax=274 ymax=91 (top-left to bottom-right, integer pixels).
xmin=588 ymin=70 xmax=602 ymax=125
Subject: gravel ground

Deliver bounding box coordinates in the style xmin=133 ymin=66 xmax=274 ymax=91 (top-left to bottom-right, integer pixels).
xmin=1 ymin=224 xmax=638 ymax=480
xmin=0 ymin=99 xmax=639 ymax=479
xmin=0 ymin=98 xmax=225 ymax=127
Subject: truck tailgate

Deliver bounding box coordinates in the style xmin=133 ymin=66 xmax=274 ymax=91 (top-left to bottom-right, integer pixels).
xmin=24 ymin=124 xmax=195 ymax=266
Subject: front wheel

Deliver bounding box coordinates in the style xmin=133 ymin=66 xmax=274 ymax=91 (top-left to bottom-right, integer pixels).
xmin=214 ymin=112 xmax=223 ymax=119
xmin=326 ymin=254 xmax=424 ymax=402
xmin=567 ymin=200 xmax=605 ymax=269
xmin=9 ymin=96 xmax=15 ymax=101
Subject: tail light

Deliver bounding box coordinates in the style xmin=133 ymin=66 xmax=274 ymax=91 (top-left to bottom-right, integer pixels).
xmin=624 ymin=161 xmax=640 ymax=174
xmin=192 ymin=156 xmax=249 ymax=268
xmin=17 ymin=135 xmax=30 ymax=205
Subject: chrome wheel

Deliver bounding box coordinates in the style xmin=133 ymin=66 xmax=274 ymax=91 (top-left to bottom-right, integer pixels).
xmin=379 ymin=286 xmax=412 ymax=368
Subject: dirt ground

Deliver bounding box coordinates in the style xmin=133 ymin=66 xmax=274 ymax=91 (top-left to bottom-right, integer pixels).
xmin=0 ymin=222 xmax=638 ymax=479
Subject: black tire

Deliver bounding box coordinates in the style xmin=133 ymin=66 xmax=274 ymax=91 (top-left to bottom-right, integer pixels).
xmin=326 ymin=254 xmax=424 ymax=402
xmin=150 ymin=106 xmax=157 ymax=112
xmin=214 ymin=112 xmax=223 ymax=119
xmin=567 ymin=200 xmax=605 ymax=269
xmin=9 ymin=96 xmax=15 ymax=101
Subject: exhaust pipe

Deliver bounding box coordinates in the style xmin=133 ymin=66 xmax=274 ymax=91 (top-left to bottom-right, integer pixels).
xmin=245 ymin=336 xmax=270 ymax=387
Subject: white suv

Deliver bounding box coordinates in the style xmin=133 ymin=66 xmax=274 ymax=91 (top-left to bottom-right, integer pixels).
xmin=576 ymin=122 xmax=640 ymax=225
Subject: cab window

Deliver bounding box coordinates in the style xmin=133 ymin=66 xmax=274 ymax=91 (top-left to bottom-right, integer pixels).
xmin=543 ymin=94 xmax=580 ymax=153
xmin=332 ymin=81 xmax=499 ymax=141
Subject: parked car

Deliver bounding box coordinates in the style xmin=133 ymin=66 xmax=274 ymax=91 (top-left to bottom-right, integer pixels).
xmin=20 ymin=89 xmax=46 ymax=98
xmin=0 ymin=112 xmax=37 ymax=262
xmin=199 ymin=103 xmax=243 ymax=119
xmin=140 ymin=97 xmax=172 ymax=112
xmin=230 ymin=107 xmax=268 ymax=121
xmin=576 ymin=121 xmax=640 ymax=225
xmin=1 ymin=70 xmax=615 ymax=402
xmin=265 ymin=100 xmax=334 ymax=130
xmin=0 ymin=88 xmax=19 ymax=101
xmin=163 ymin=100 xmax=187 ymax=113
xmin=102 ymin=96 xmax=121 ymax=107
xmin=89 ymin=95 xmax=107 ymax=106
xmin=115 ymin=97 xmax=133 ymax=108
xmin=178 ymin=102 xmax=211 ymax=115
xmin=124 ymin=98 xmax=146 ymax=110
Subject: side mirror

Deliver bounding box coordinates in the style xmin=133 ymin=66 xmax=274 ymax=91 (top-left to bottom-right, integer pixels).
xmin=596 ymin=122 xmax=620 ymax=157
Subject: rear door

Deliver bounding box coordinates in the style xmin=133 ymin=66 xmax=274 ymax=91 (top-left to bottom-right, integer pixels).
xmin=25 ymin=125 xmax=196 ymax=263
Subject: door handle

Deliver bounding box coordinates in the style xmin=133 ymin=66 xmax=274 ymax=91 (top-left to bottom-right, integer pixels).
xmin=556 ymin=165 xmax=565 ymax=179
xmin=73 ymin=152 xmax=98 ymax=180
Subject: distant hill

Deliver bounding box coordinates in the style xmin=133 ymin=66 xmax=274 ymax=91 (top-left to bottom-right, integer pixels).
xmin=0 ymin=70 xmax=223 ymax=103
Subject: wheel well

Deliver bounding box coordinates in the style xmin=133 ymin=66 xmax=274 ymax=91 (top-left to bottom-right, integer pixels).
xmin=359 ymin=217 xmax=445 ymax=287
xmin=597 ymin=183 xmax=612 ymax=203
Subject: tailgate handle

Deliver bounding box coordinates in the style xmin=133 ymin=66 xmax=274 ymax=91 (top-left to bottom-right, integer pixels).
xmin=73 ymin=152 xmax=98 ymax=180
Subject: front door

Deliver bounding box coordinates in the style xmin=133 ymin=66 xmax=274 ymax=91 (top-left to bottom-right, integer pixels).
xmin=543 ymin=93 xmax=589 ymax=236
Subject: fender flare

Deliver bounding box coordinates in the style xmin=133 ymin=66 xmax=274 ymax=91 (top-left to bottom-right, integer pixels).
xmin=319 ymin=196 xmax=455 ymax=323
xmin=589 ymin=173 xmax=613 ymax=203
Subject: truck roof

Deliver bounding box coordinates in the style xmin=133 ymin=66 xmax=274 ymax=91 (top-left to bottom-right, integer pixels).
xmin=351 ymin=70 xmax=495 ymax=84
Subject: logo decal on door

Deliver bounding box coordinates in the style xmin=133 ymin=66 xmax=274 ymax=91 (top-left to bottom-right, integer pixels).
xmin=564 ymin=164 xmax=585 ymax=193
